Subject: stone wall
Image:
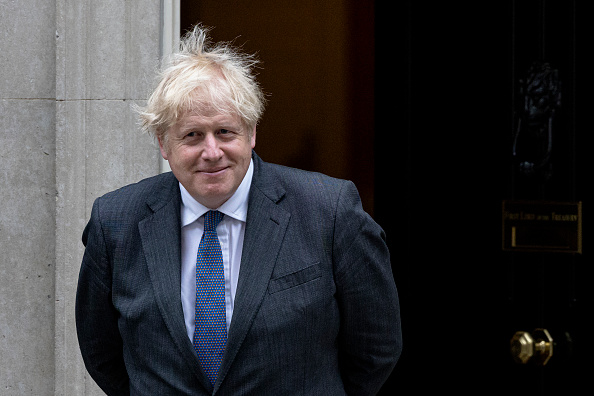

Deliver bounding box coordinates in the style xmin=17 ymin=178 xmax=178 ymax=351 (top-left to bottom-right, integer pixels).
xmin=0 ymin=1 xmax=162 ymax=394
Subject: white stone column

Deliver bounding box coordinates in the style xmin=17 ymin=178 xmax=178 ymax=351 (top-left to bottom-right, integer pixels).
xmin=54 ymin=0 xmax=161 ymax=394
xmin=0 ymin=0 xmax=58 ymax=394
xmin=1 ymin=0 xmax=163 ymax=394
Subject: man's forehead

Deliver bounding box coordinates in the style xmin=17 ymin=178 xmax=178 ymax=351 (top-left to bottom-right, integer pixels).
xmin=177 ymin=110 xmax=242 ymax=129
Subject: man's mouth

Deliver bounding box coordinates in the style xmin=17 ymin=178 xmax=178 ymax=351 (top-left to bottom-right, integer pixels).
xmin=199 ymin=166 xmax=228 ymax=176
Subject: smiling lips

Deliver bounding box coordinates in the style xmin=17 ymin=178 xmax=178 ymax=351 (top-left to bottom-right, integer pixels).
xmin=198 ymin=166 xmax=228 ymax=175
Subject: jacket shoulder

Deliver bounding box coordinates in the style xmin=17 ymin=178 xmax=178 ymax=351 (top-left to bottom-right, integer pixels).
xmin=93 ymin=172 xmax=179 ymax=218
xmin=257 ymin=160 xmax=348 ymax=197
xmin=102 ymin=172 xmax=174 ymax=198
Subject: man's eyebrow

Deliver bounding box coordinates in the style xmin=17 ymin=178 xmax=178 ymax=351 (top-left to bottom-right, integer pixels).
xmin=178 ymin=124 xmax=200 ymax=133
xmin=179 ymin=120 xmax=241 ymax=133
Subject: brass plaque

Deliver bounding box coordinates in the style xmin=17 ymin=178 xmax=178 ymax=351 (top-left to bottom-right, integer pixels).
xmin=502 ymin=201 xmax=582 ymax=253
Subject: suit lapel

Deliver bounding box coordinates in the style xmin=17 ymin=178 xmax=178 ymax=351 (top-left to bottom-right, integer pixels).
xmin=215 ymin=155 xmax=290 ymax=392
xmin=138 ymin=174 xmax=212 ymax=390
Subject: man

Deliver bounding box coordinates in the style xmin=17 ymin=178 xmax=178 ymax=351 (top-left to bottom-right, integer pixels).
xmin=75 ymin=25 xmax=402 ymax=395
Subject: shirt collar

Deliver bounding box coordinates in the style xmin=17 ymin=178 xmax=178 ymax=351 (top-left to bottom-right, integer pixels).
xmin=180 ymin=159 xmax=253 ymax=227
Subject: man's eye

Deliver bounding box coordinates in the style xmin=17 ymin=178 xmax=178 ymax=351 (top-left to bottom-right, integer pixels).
xmin=219 ymin=129 xmax=230 ymax=134
xmin=186 ymin=132 xmax=196 ymax=137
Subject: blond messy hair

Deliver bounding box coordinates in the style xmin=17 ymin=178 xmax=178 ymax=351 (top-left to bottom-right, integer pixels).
xmin=138 ymin=24 xmax=266 ymax=144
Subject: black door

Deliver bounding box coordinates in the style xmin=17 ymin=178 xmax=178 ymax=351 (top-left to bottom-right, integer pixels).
xmin=376 ymin=1 xmax=592 ymax=394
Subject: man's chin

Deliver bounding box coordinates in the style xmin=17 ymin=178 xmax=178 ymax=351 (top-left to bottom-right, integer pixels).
xmin=189 ymin=186 xmax=233 ymax=209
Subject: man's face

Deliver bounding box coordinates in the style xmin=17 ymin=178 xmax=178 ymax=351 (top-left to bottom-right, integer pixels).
xmin=159 ymin=110 xmax=256 ymax=209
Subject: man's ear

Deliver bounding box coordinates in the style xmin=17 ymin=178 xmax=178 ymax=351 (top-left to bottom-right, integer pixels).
xmin=250 ymin=125 xmax=257 ymax=149
xmin=158 ymin=136 xmax=168 ymax=160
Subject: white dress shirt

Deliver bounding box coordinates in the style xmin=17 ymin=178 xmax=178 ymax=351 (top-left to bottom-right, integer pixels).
xmin=179 ymin=159 xmax=253 ymax=341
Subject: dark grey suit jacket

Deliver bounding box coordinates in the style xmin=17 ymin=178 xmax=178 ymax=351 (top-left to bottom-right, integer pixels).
xmin=76 ymin=152 xmax=402 ymax=395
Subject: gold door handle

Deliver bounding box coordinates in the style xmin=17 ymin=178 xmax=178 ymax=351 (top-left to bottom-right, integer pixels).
xmin=510 ymin=328 xmax=553 ymax=366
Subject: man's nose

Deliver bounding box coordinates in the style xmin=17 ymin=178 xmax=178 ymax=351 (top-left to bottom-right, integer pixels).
xmin=202 ymin=133 xmax=222 ymax=159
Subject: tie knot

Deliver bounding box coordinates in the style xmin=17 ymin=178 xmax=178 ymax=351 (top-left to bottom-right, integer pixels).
xmin=204 ymin=210 xmax=224 ymax=232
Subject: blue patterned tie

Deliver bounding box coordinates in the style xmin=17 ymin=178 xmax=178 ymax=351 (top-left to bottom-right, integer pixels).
xmin=193 ymin=210 xmax=227 ymax=386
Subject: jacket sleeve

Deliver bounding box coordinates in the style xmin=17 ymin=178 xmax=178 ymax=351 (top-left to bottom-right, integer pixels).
xmin=333 ymin=181 xmax=402 ymax=395
xmin=75 ymin=198 xmax=130 ymax=396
